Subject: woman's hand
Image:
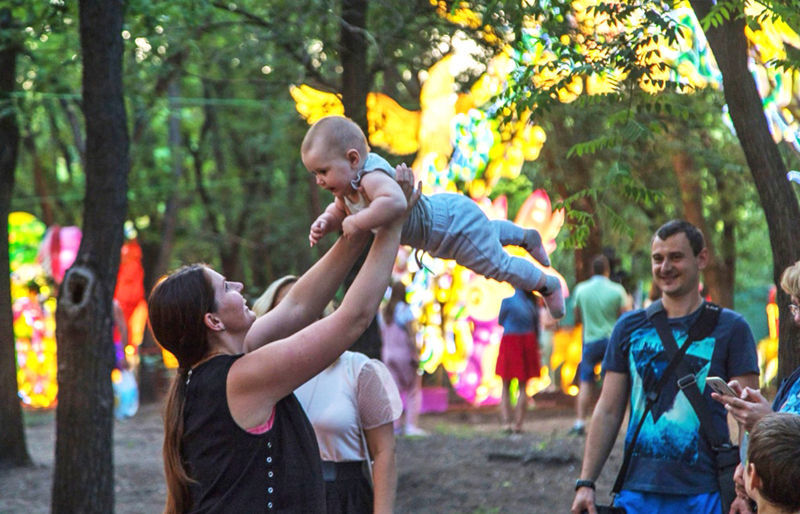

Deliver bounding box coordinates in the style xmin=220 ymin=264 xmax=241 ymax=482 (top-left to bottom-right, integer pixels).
xmin=711 ymin=381 xmax=772 ymax=432
xmin=395 ymin=163 xmax=421 ymax=217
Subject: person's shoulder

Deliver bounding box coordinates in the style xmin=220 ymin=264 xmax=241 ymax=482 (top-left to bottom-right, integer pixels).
xmin=717 ymin=306 xmax=751 ymax=326
xmin=362 ymin=356 xmax=392 ymax=376
xmin=573 ymin=280 xmax=588 ymax=297
xmin=615 ymin=308 xmax=648 ymax=330
xmin=364 ymin=152 xmax=395 ymax=174
xmin=343 ymin=350 xmax=370 ymax=368
xmin=610 ymin=280 xmax=627 ymax=294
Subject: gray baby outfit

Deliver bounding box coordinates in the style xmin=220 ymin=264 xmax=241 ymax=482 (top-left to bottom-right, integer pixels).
xmin=346 ymin=153 xmax=547 ymax=291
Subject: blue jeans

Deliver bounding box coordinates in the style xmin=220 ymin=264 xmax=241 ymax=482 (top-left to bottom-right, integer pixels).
xmin=578 ymin=337 xmax=608 ymax=383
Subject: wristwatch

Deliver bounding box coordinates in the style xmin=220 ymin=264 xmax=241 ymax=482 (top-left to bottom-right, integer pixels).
xmin=575 ymin=479 xmax=595 ymax=491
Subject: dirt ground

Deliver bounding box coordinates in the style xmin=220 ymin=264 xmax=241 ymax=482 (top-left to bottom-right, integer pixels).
xmin=0 ymin=393 xmax=626 ymax=514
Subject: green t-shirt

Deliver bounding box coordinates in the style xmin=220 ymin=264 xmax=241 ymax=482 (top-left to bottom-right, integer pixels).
xmin=573 ymin=275 xmax=627 ymax=342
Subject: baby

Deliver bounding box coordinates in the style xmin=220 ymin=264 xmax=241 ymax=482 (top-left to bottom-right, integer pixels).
xmin=302 ymin=115 xmax=565 ymax=319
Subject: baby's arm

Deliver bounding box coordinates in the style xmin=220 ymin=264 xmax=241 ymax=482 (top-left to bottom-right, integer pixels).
xmin=344 ymin=171 xmax=407 ymax=236
xmin=309 ymin=198 xmax=347 ymax=247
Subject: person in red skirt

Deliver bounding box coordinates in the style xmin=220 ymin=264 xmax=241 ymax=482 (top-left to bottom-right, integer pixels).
xmin=495 ymin=287 xmax=541 ymax=434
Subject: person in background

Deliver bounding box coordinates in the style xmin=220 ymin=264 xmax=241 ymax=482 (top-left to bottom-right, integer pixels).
xmin=380 ymin=281 xmax=427 ymax=437
xmin=538 ymin=297 xmax=559 ymax=392
xmin=569 ymin=255 xmax=629 ymax=436
xmin=741 ymin=413 xmax=800 ymax=514
xmin=495 ymin=287 xmax=541 ymax=434
xmin=112 ymin=298 xmax=129 ymax=370
xmin=571 ymin=220 xmax=759 ymax=514
xmin=254 ymin=276 xmax=403 ymax=514
xmin=711 ymin=259 xmax=800 ymax=514
xmin=713 ymin=260 xmax=800 ymax=423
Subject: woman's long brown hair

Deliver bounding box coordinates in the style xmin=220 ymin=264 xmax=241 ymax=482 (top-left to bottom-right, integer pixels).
xmin=148 ymin=265 xmax=215 ymax=514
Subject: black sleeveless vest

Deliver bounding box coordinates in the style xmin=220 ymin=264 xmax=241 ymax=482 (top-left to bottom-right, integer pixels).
xmin=182 ymin=354 xmax=325 ymax=513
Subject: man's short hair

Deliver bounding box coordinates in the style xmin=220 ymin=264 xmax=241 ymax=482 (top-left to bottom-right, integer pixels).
xmin=653 ymin=220 xmax=705 ymax=256
xmin=592 ymin=255 xmax=610 ymax=276
xmin=748 ymin=412 xmax=800 ymax=512
xmin=780 ymin=260 xmax=800 ymax=297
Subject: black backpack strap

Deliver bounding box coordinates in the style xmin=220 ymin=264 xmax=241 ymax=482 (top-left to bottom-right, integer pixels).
xmin=610 ymin=301 xmax=721 ymax=495
xmin=649 ymin=302 xmax=727 ymax=449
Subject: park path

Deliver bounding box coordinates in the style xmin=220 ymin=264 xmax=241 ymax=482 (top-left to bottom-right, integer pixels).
xmin=0 ymin=398 xmax=625 ymax=513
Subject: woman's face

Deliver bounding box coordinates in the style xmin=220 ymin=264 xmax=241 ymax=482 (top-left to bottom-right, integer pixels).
xmin=204 ymin=268 xmax=255 ymax=336
xmin=791 ymin=294 xmax=800 ymax=328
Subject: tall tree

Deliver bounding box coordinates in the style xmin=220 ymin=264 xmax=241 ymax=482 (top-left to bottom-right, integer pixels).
xmin=0 ymin=6 xmax=32 ymax=470
xmin=52 ymin=0 xmax=129 ymax=511
xmin=687 ymin=0 xmax=800 ymax=378
xmin=339 ymin=0 xmax=368 ymax=130
xmin=499 ymin=0 xmax=800 ymax=379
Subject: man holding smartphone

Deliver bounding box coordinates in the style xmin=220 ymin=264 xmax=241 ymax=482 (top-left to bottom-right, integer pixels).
xmin=571 ymin=220 xmax=759 ymax=514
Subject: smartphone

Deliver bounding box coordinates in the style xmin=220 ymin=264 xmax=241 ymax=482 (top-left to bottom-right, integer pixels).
xmin=706 ymin=376 xmax=737 ymax=397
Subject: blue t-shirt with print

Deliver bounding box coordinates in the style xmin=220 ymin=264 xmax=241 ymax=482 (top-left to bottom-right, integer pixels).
xmin=603 ymin=304 xmax=758 ymax=495
xmin=773 ymin=366 xmax=800 ymax=414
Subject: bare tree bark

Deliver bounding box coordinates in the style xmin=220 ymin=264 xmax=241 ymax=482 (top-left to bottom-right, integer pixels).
xmin=21 ymin=135 xmax=55 ymax=226
xmin=52 ymin=0 xmax=129 ymax=511
xmin=340 ymin=0 xmax=369 ymax=131
xmin=59 ymin=98 xmax=86 ymax=172
xmin=152 ymin=80 xmax=182 ymax=281
xmin=689 ymin=0 xmax=800 ymax=380
xmin=671 ymin=150 xmax=735 ymax=307
xmin=0 ymin=7 xmax=32 ymax=470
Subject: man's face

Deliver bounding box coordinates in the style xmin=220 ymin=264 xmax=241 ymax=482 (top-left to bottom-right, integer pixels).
xmin=651 ymin=232 xmax=707 ymax=299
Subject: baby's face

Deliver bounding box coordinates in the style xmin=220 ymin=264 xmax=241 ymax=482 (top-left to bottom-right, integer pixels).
xmin=302 ymin=143 xmax=358 ymax=196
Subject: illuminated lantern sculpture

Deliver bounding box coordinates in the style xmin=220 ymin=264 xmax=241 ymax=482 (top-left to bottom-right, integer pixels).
xmin=9 ymin=212 xmax=57 ymax=409
xmin=38 ymin=225 xmax=82 ymax=285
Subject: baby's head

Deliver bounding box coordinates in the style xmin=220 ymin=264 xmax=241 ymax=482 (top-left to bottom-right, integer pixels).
xmin=301 ymin=116 xmax=369 ymax=182
xmin=745 ymin=412 xmax=800 ymax=513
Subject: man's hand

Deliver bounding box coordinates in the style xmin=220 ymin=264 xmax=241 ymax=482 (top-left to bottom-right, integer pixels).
xmin=571 ymin=486 xmax=596 ymax=514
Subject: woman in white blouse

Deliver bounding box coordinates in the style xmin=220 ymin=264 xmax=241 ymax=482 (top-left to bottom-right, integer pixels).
xmin=254 ymin=276 xmax=402 ymax=514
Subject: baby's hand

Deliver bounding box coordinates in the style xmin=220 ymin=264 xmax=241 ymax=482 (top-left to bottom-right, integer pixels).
xmin=341 ymin=216 xmax=363 ymax=239
xmin=309 ymin=217 xmax=328 ymax=247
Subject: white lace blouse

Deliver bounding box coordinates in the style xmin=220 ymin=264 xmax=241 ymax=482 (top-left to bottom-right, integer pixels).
xmin=294 ymin=351 xmax=402 ymax=462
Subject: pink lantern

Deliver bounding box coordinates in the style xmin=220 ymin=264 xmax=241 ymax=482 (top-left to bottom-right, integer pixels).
xmin=38 ymin=225 xmax=82 ymax=284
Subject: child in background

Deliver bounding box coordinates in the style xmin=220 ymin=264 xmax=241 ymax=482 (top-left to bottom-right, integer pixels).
xmin=380 ymin=281 xmax=427 ymax=436
xmin=743 ymin=412 xmax=800 ymax=514
xmin=302 ymin=115 xmax=565 ymax=319
xmin=496 ymin=287 xmax=541 ymax=434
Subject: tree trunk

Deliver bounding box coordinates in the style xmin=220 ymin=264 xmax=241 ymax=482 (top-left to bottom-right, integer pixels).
xmin=52 ymin=0 xmax=129 ymax=511
xmin=689 ymin=0 xmax=800 ymax=380
xmin=0 ymin=7 xmax=32 ymax=470
xmin=59 ymin=98 xmax=86 ymax=173
xmin=339 ymin=0 xmax=381 ymax=357
xmin=22 ymin=135 xmax=56 ymax=226
xmin=671 ymin=150 xmax=734 ymax=307
xmin=339 ymin=0 xmax=369 ymax=131
xmin=152 ymin=80 xmax=182 ymax=281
